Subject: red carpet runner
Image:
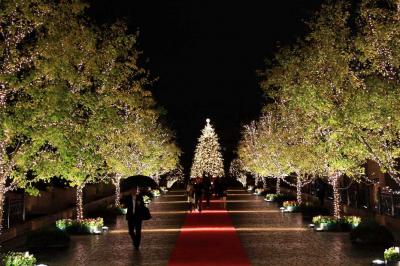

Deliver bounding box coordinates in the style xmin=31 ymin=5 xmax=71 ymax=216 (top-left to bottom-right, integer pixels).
xmin=168 ymin=200 xmax=250 ymax=266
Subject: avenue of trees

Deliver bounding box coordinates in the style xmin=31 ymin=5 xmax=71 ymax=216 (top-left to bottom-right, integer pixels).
xmin=0 ymin=0 xmax=180 ymax=229
xmin=237 ymin=0 xmax=400 ymax=219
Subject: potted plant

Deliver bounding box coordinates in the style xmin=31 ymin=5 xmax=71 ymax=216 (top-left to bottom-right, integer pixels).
xmin=56 ymin=218 xmax=104 ymax=234
xmin=283 ymin=200 xmax=299 ymax=212
xmin=384 ymin=247 xmax=400 ymax=265
xmin=312 ymin=216 xmax=338 ymax=231
xmin=143 ymin=195 xmax=151 ymax=205
xmin=265 ymin=193 xmax=278 ymax=202
xmin=1 ymin=252 xmax=37 ymax=266
xmin=342 ymin=216 xmax=361 ymax=230
xmin=254 ymin=188 xmax=264 ymax=195
xmin=151 ymin=189 xmax=161 ymax=197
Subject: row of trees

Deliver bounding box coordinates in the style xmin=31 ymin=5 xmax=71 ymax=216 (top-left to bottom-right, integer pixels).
xmin=236 ymin=0 xmax=400 ymax=219
xmin=0 ymin=0 xmax=180 ymax=229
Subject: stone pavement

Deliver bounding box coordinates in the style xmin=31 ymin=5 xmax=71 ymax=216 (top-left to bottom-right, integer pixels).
xmin=31 ymin=189 xmax=383 ymax=265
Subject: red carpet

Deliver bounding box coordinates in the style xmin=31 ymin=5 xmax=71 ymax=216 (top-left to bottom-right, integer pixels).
xmin=168 ymin=201 xmax=250 ymax=266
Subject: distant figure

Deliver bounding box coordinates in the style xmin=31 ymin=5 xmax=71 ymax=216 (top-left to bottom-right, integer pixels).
xmin=193 ymin=177 xmax=204 ymax=212
xmin=315 ymin=179 xmax=326 ymax=206
xmin=125 ymin=187 xmax=145 ymax=250
xmin=203 ymin=174 xmax=212 ymax=208
xmin=214 ymin=177 xmax=224 ymax=199
xmin=186 ymin=180 xmax=195 ymax=212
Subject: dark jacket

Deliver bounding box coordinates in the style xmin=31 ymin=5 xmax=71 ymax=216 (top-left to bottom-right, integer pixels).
xmin=125 ymin=193 xmax=144 ymax=220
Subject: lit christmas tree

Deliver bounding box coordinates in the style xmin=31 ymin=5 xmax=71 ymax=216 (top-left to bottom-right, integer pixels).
xmin=190 ymin=119 xmax=224 ymax=178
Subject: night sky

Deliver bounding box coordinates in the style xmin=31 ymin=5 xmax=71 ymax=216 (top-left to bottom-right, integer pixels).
xmin=89 ymin=1 xmax=324 ymax=174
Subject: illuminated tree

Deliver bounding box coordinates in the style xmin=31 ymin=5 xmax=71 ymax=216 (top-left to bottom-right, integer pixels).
xmin=348 ymin=0 xmax=400 ymax=185
xmin=191 ymin=119 xmax=224 ymax=178
xmin=229 ymin=158 xmax=246 ymax=187
xmin=0 ymin=0 xmax=53 ymax=232
xmin=260 ymin=2 xmax=366 ymax=218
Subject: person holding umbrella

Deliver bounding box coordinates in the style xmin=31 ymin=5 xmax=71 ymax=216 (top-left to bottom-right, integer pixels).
xmin=125 ymin=187 xmax=145 ymax=250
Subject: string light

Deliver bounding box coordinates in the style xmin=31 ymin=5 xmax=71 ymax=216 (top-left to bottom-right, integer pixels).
xmin=191 ymin=119 xmax=224 ymax=178
xmin=329 ymin=173 xmax=341 ymax=219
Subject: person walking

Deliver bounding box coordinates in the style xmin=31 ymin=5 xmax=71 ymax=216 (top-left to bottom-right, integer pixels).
xmin=193 ymin=177 xmax=204 ymax=212
xmin=186 ymin=180 xmax=195 ymax=212
xmin=203 ymin=174 xmax=212 ymax=208
xmin=125 ymin=187 xmax=145 ymax=250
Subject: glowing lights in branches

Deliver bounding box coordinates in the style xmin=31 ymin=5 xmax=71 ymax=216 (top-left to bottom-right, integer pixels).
xmin=191 ymin=119 xmax=224 ymax=178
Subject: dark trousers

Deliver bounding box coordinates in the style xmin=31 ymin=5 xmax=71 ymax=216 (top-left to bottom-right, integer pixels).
xmin=195 ymin=194 xmax=203 ymax=212
xmin=204 ymin=191 xmax=211 ymax=207
xmin=128 ymin=217 xmax=142 ymax=248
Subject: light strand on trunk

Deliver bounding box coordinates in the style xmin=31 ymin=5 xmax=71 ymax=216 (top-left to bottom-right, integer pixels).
xmin=76 ymin=186 xmax=84 ymax=221
xmin=296 ymin=177 xmax=302 ymax=205
xmin=114 ymin=174 xmax=122 ymax=207
xmin=276 ymin=177 xmax=281 ymax=195
xmin=329 ymin=173 xmax=341 ymax=219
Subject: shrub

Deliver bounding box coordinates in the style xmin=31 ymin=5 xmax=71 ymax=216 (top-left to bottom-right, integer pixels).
xmin=56 ymin=218 xmax=104 ymax=234
xmin=2 ymin=252 xmax=36 ymax=266
xmin=143 ymin=195 xmax=151 ymax=205
xmin=312 ymin=215 xmax=361 ymax=231
xmin=312 ymin=215 xmax=338 ymax=225
xmin=26 ymin=228 xmax=70 ymax=249
xmin=384 ymin=247 xmax=400 ymax=262
xmin=265 ymin=193 xmax=296 ymax=203
xmin=283 ymin=201 xmax=299 ymax=208
xmin=350 ymin=220 xmax=394 ymax=247
xmin=265 ymin=193 xmax=278 ymax=201
xmin=151 ymin=189 xmax=161 ymax=197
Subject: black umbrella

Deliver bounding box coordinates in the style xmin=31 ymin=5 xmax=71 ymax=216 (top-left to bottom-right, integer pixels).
xmin=121 ymin=175 xmax=158 ymax=191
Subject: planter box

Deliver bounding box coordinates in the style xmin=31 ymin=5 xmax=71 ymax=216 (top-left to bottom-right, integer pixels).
xmin=286 ymin=206 xmax=299 ymax=212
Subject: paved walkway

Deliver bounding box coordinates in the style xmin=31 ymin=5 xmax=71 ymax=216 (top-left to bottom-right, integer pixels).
xmin=32 ymin=189 xmax=382 ymax=265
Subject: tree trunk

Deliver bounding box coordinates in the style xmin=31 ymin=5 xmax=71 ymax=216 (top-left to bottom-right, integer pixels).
xmin=296 ymin=177 xmax=302 ymax=205
xmin=329 ymin=173 xmax=341 ymax=219
xmin=76 ymin=185 xmax=84 ymax=221
xmin=0 ymin=178 xmax=6 ymax=234
xmin=276 ymin=177 xmax=281 ymax=195
xmin=114 ymin=175 xmax=121 ymax=207
xmin=263 ymin=177 xmax=267 ymax=190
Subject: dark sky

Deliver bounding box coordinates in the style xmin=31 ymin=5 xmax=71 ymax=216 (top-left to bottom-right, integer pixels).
xmin=89 ymin=1 xmax=324 ymax=174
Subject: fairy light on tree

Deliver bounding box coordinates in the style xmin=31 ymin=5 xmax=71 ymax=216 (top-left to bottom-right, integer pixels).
xmin=229 ymin=158 xmax=247 ymax=187
xmin=191 ymin=119 xmax=224 ymax=178
xmin=0 ymin=0 xmax=50 ymax=233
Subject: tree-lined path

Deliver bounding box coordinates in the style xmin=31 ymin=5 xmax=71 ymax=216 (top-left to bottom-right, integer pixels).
xmin=27 ymin=189 xmax=382 ymax=265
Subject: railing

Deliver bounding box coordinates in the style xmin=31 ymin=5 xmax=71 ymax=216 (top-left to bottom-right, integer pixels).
xmin=379 ymin=191 xmax=400 ymax=218
xmin=2 ymin=196 xmax=25 ymax=229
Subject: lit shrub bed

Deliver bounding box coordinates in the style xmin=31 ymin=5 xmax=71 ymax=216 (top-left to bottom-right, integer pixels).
xmin=312 ymin=215 xmax=361 ymax=232
xmin=1 ymin=252 xmax=36 ymax=266
xmin=254 ymin=188 xmax=265 ymax=196
xmin=384 ymin=247 xmax=400 ymax=263
xmin=264 ymin=193 xmax=296 ymax=203
xmin=283 ymin=200 xmax=300 ymax=212
xmin=56 ymin=218 xmax=104 ymax=235
xmin=143 ymin=195 xmax=151 ymax=205
xmin=151 ymin=189 xmax=161 ymax=197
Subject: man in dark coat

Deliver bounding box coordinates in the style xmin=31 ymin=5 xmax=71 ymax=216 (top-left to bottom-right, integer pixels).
xmin=203 ymin=174 xmax=212 ymax=208
xmin=125 ymin=187 xmax=144 ymax=250
xmin=193 ymin=177 xmax=204 ymax=212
